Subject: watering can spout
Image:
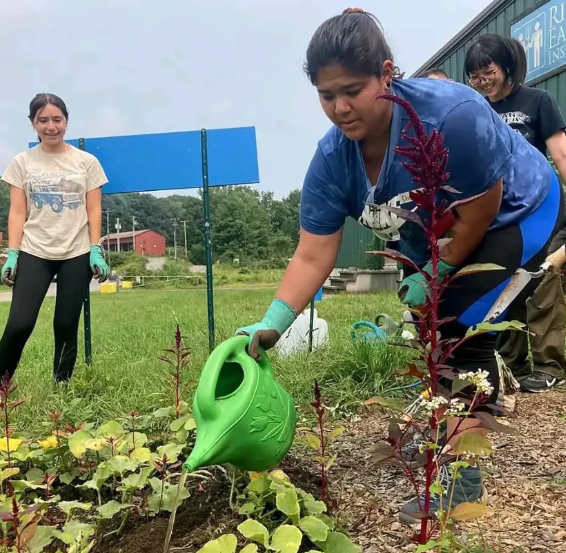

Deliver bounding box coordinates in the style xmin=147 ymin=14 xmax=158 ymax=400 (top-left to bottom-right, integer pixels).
xmin=182 ymin=336 xmax=296 ymax=473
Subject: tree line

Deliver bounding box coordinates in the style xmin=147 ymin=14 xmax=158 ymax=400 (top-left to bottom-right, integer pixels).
xmin=0 ymin=185 xmax=301 ymax=265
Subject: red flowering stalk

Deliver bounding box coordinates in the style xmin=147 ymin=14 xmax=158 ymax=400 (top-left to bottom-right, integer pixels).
xmin=367 ymin=95 xmax=515 ymax=544
xmin=157 ymin=324 xmax=192 ymax=418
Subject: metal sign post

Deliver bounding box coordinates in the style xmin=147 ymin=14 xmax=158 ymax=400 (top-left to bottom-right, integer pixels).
xmin=78 ymin=138 xmax=92 ymax=366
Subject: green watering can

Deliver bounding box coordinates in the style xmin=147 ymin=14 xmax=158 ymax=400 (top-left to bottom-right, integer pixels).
xmin=182 ymin=336 xmax=297 ymax=473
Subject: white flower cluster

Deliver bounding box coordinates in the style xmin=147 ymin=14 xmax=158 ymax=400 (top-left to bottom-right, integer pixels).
xmin=458 ymin=369 xmax=494 ymax=395
xmin=422 ymin=395 xmax=466 ymax=416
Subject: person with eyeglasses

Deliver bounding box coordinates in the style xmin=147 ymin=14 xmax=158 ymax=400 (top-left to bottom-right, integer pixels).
xmin=465 ymin=34 xmax=566 ymax=393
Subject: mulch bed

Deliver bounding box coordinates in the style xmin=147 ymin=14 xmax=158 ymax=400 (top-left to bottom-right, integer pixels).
xmin=95 ymin=388 xmax=566 ymax=553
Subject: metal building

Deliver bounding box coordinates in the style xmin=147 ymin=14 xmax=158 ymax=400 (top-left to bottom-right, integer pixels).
xmin=412 ymin=0 xmax=566 ymax=112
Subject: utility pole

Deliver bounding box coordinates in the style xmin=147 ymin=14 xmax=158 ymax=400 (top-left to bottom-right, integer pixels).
xmin=172 ymin=219 xmax=178 ymax=260
xmin=102 ymin=209 xmax=111 ymax=256
xmin=132 ymin=216 xmax=137 ymax=254
xmin=180 ymin=220 xmax=188 ymax=260
xmin=115 ymin=218 xmax=121 ymax=252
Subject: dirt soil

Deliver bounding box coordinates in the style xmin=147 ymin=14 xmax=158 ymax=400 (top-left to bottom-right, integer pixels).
xmin=94 ymin=388 xmax=566 ymax=553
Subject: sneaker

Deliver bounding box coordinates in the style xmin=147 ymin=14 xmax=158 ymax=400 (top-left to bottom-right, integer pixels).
xmin=520 ymin=371 xmax=565 ymax=393
xmin=399 ymin=464 xmax=488 ymax=526
xmin=400 ymin=423 xmax=448 ymax=469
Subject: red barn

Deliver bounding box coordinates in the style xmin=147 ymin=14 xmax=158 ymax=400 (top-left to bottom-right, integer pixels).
xmin=101 ymin=229 xmax=166 ymax=256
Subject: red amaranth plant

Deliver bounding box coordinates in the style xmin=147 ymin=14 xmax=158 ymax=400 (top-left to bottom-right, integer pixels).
xmin=367 ymin=94 xmax=518 ymax=545
xmin=0 ymin=374 xmax=29 ymax=470
xmin=158 ymin=324 xmax=192 ymax=418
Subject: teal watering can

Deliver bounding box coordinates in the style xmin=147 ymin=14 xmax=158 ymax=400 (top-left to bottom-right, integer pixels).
xmin=182 ymin=336 xmax=297 ymax=473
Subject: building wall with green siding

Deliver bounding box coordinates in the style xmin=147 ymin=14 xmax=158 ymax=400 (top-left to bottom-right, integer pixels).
xmin=414 ymin=0 xmax=566 ymax=113
xmin=335 ymin=217 xmax=384 ymax=269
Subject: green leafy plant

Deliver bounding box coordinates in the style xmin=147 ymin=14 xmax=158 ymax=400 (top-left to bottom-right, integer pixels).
xmin=199 ymin=470 xmax=360 ymax=553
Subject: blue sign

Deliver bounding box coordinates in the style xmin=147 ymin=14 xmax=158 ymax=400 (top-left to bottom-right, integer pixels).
xmin=30 ymin=126 xmax=260 ymax=194
xmin=511 ymin=0 xmax=566 ymax=82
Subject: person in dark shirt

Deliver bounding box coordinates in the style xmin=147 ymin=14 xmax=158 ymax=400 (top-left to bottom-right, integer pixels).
xmin=465 ymin=34 xmax=566 ymax=393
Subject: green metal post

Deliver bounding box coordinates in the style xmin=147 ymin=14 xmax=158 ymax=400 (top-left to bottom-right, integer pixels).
xmin=201 ymin=129 xmax=215 ymax=352
xmin=79 ymin=138 xmax=92 ymax=366
xmin=308 ymin=297 xmax=315 ymax=352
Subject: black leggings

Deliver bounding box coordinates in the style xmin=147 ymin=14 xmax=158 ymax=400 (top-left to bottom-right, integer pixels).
xmin=0 ymin=252 xmax=92 ymax=382
xmin=404 ymin=172 xmax=564 ymax=409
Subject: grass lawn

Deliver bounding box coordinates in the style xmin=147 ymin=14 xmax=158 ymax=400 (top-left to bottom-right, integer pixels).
xmin=1 ymin=287 xmax=414 ymax=436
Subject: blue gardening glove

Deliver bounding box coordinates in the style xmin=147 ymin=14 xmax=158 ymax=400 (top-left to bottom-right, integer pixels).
xmin=398 ymin=259 xmax=456 ymax=308
xmin=236 ymin=299 xmax=297 ymax=361
xmin=90 ymin=245 xmax=110 ymax=282
xmin=1 ymin=249 xmax=19 ymax=287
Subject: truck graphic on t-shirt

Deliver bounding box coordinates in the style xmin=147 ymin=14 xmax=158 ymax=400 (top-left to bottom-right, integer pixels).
xmin=31 ymin=185 xmax=82 ymax=213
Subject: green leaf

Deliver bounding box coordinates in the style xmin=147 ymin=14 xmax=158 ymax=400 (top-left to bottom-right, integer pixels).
xmin=156 ymin=442 xmax=184 ymax=463
xmin=130 ymin=447 xmax=152 ymax=464
xmin=98 ymin=420 xmax=126 ymax=439
xmin=452 ymin=434 xmax=494 ymax=456
xmin=237 ymin=519 xmax=269 ymax=546
xmin=216 ymin=534 xmax=237 ymax=552
xmin=449 ymin=501 xmax=488 ymax=521
xmin=238 ymin=502 xmax=256 ymax=515
xmin=59 ymin=501 xmax=92 ymax=517
xmin=106 ymin=455 xmax=140 ymax=475
xmin=452 ymin=263 xmax=504 ymax=279
xmin=465 ymin=320 xmax=526 ymax=337
xmin=240 ymin=545 xmax=259 ymax=553
xmin=26 ymin=468 xmax=44 ymax=483
xmin=96 ymin=500 xmax=131 ymax=519
xmin=170 ymin=413 xmax=194 ymax=432
xmin=276 ymin=488 xmax=300 ymax=520
xmin=270 ymin=525 xmax=302 ymax=553
xmin=363 ymin=396 xmax=405 ymax=412
xmin=68 ymin=430 xmax=94 ymax=458
xmin=59 ymin=471 xmax=79 ymax=485
xmin=152 ymin=406 xmax=176 ymax=418
xmin=325 ymin=453 xmax=338 ymax=471
xmin=328 ymin=427 xmax=345 ymax=440
xmin=416 ymin=540 xmax=448 ymax=552
xmin=305 ymin=434 xmax=321 ymax=450
xmin=147 ymin=481 xmax=189 ymax=513
xmin=117 ymin=432 xmax=148 ymax=453
xmin=299 ymin=516 xmax=328 ymax=542
xmin=0 ymin=467 xmax=20 ymax=486
xmin=303 ymin=499 xmax=326 ymax=515
xmin=322 ymin=532 xmax=362 ymax=553
xmin=119 ymin=466 xmax=153 ymax=492
xmin=26 ymin=525 xmax=55 ymax=553
xmin=246 ymin=472 xmax=270 ymax=494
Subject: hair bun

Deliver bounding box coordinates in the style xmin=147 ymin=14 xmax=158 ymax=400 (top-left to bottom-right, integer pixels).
xmin=342 ymin=7 xmax=365 ymax=14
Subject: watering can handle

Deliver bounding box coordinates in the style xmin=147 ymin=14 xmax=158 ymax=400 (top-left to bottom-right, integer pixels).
xmin=351 ymin=320 xmax=385 ymax=344
xmin=196 ymin=335 xmax=270 ymax=420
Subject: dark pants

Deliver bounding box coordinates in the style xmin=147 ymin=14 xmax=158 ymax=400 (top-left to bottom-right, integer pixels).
xmin=0 ymin=251 xmax=92 ymax=382
xmin=404 ymin=171 xmax=563 ymax=408
xmin=496 ymin=229 xmax=566 ymax=380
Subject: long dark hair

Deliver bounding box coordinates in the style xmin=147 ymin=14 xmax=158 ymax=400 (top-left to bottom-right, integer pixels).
xmin=464 ymin=34 xmax=527 ymax=91
xmin=304 ymin=8 xmax=403 ymax=86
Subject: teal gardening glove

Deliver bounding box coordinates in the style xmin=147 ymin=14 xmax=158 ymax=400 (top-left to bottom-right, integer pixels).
xmin=1 ymin=249 xmax=19 ymax=287
xmin=236 ymin=299 xmax=297 ymax=361
xmin=398 ymin=259 xmax=456 ymax=308
xmin=90 ymin=245 xmax=110 ymax=282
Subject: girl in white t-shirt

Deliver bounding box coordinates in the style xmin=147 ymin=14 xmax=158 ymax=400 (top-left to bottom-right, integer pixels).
xmin=0 ymin=93 xmax=110 ymax=383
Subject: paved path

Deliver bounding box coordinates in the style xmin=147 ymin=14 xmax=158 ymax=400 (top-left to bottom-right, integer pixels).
xmin=0 ymin=280 xmax=100 ymax=303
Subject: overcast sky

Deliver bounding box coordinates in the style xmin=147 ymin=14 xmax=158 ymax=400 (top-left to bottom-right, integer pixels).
xmin=0 ymin=0 xmax=492 ymax=198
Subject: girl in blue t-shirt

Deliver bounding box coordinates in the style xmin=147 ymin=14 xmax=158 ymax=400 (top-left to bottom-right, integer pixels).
xmin=237 ymin=8 xmax=562 ymax=525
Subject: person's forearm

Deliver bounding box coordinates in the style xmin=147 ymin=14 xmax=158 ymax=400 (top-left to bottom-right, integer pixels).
xmin=274 ymin=256 xmax=333 ymax=314
xmin=440 ymin=219 xmax=490 ymax=267
xmin=553 ymin=156 xmax=566 ymax=189
xmin=7 ymin=210 xmax=25 ymax=249
xmin=87 ymin=205 xmax=102 ymax=245
xmin=547 ymin=244 xmax=566 ymax=269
